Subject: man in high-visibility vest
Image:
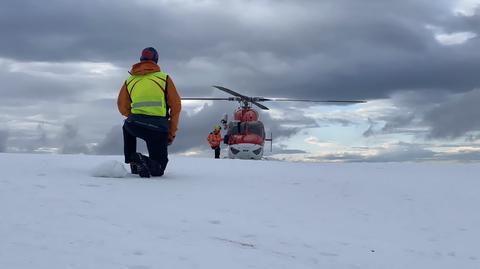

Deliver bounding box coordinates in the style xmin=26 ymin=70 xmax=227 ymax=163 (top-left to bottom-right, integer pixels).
xmin=117 ymin=47 xmax=181 ymax=178
xmin=207 ymin=125 xmax=222 ymax=159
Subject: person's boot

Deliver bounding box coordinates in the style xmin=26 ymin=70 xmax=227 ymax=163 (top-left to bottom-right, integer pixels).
xmin=147 ymin=159 xmax=164 ymax=177
xmin=130 ymin=153 xmax=150 ymax=178
xmin=130 ymin=163 xmax=139 ymax=174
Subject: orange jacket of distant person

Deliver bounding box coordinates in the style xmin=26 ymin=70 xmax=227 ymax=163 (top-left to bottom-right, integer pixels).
xmin=207 ymin=130 xmax=222 ymax=148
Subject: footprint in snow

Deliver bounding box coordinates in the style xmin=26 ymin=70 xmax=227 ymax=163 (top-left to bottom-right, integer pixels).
xmin=128 ymin=266 xmax=150 ymax=269
xmin=132 ymin=250 xmax=144 ymax=256
xmin=80 ymin=183 xmax=102 ymax=188
xmin=318 ymin=252 xmax=339 ymax=257
xmin=242 ymin=234 xmax=256 ymax=239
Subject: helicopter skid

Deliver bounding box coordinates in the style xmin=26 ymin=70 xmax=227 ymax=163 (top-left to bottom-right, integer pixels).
xmin=228 ymin=143 xmax=264 ymax=160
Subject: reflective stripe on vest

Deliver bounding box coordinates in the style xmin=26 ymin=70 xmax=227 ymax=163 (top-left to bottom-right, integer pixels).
xmin=126 ymin=71 xmax=167 ymax=117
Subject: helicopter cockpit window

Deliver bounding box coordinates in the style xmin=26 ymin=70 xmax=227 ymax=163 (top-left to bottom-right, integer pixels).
xmin=245 ymin=121 xmax=265 ymax=138
xmin=228 ymin=121 xmax=264 ymax=137
xmin=227 ymin=121 xmax=244 ymax=135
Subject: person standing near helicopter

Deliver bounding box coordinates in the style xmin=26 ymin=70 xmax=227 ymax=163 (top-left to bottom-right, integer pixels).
xmin=207 ymin=125 xmax=222 ymax=159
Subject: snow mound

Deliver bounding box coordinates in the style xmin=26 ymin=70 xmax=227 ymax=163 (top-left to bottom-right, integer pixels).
xmin=90 ymin=159 xmax=128 ymax=178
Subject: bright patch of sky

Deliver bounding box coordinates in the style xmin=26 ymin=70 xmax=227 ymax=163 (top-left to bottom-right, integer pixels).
xmin=6 ymin=59 xmax=120 ymax=78
xmin=424 ymin=1 xmax=479 ymax=46
xmin=282 ymin=103 xmax=375 ymax=150
xmin=276 ymin=98 xmax=431 ymax=161
xmin=454 ymin=0 xmax=480 ymax=16
xmin=425 ymin=25 xmax=477 ymax=46
xmin=181 ymin=100 xmax=214 ymax=116
xmin=435 ymin=32 xmax=477 ymax=45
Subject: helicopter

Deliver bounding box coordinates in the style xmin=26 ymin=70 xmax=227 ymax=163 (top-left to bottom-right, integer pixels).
xmin=182 ymin=86 xmax=366 ymax=160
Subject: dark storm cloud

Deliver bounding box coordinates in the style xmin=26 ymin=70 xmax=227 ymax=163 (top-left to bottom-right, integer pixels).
xmin=58 ymin=124 xmax=89 ymax=154
xmin=0 ymin=59 xmax=124 ymax=112
xmin=423 ymin=89 xmax=480 ymax=139
xmin=0 ymin=65 xmax=83 ymax=105
xmin=0 ymin=0 xmax=246 ymax=64
xmin=2 ymin=0 xmax=479 ymax=99
xmin=362 ymin=118 xmax=378 ymax=137
xmin=0 ymin=129 xmax=8 ymax=152
xmin=364 ymin=89 xmax=480 ymax=140
xmin=94 ymin=125 xmax=123 ymax=155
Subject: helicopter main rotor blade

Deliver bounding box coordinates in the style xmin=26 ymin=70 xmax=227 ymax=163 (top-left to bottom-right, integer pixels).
xmin=212 ymin=85 xmax=249 ymax=99
xmin=213 ymin=85 xmax=270 ymax=109
xmin=258 ymin=98 xmax=367 ymax=104
xmin=191 ymin=85 xmax=366 ymax=106
xmin=181 ymin=97 xmax=237 ymax=101
xmin=251 ymin=101 xmax=270 ymax=110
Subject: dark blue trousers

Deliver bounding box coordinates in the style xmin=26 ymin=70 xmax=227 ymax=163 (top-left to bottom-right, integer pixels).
xmin=123 ymin=121 xmax=169 ymax=174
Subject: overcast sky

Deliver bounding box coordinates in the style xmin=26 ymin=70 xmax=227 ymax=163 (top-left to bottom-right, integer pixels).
xmin=1 ymin=0 xmax=480 ymax=162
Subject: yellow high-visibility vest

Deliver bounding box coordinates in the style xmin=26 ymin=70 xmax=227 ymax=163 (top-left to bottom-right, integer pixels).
xmin=126 ymin=71 xmax=167 ymax=117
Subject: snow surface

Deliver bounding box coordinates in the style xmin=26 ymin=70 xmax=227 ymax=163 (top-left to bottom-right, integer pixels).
xmin=0 ymin=153 xmax=479 ymax=269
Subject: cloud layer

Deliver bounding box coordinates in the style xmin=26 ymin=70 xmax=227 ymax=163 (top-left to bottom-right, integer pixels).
xmin=1 ymin=0 xmax=480 ymax=161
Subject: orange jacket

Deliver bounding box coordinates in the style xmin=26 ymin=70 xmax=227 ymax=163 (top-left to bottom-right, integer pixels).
xmin=117 ymin=61 xmax=181 ymax=141
xmin=207 ymin=131 xmax=222 ymax=148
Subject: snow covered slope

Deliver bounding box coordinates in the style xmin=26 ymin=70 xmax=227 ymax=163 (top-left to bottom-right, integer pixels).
xmin=0 ymin=153 xmax=479 ymax=269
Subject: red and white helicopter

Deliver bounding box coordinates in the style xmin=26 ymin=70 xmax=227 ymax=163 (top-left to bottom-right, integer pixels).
xmin=183 ymin=86 xmax=366 ymax=160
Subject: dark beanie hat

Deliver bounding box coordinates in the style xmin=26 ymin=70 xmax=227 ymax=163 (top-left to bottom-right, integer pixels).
xmin=140 ymin=47 xmax=158 ymax=63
